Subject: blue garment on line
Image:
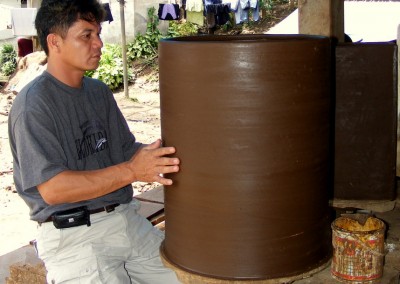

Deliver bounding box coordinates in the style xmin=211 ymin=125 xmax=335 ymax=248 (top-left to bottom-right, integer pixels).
xmin=158 ymin=4 xmax=180 ymax=20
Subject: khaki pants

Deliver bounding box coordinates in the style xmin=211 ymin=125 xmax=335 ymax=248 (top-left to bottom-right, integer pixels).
xmin=36 ymin=200 xmax=180 ymax=284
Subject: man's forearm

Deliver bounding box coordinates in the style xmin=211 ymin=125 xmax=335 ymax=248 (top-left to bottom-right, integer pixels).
xmin=37 ymin=162 xmax=134 ymax=205
xmin=37 ymin=139 xmax=180 ymax=205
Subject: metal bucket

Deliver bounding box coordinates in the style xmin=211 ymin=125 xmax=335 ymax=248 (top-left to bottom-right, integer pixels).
xmin=331 ymin=216 xmax=386 ymax=283
xmin=159 ymin=34 xmax=333 ymax=280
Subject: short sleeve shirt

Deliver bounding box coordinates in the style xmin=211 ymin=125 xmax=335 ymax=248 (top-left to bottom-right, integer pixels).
xmin=8 ymin=71 xmax=141 ymax=222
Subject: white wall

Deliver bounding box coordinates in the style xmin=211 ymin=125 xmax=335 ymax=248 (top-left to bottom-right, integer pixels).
xmin=0 ymin=4 xmax=16 ymax=42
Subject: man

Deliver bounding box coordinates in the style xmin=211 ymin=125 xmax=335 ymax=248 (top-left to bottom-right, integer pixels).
xmin=8 ymin=0 xmax=181 ymax=283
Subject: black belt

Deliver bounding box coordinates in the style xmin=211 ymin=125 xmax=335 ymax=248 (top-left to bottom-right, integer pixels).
xmin=42 ymin=203 xmax=120 ymax=223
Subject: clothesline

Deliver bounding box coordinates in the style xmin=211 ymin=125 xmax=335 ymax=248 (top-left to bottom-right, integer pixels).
xmin=158 ymin=0 xmax=260 ymax=28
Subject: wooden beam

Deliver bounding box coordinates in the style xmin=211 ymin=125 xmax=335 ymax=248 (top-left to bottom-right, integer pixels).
xmin=331 ymin=199 xmax=396 ymax=213
xmin=298 ymin=0 xmax=344 ymax=42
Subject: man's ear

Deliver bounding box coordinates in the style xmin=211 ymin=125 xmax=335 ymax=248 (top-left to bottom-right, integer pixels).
xmin=47 ymin=33 xmax=60 ymax=53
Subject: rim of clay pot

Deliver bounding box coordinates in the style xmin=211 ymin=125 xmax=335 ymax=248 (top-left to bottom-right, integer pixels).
xmin=160 ymin=34 xmax=329 ymax=43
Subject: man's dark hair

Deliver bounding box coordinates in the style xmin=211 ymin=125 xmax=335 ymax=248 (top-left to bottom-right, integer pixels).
xmin=35 ymin=0 xmax=105 ymax=55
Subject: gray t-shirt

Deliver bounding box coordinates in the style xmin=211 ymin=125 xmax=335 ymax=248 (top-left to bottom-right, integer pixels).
xmin=8 ymin=71 xmax=142 ymax=222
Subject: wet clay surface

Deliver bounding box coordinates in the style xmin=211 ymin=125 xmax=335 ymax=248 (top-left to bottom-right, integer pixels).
xmin=159 ymin=35 xmax=333 ymax=280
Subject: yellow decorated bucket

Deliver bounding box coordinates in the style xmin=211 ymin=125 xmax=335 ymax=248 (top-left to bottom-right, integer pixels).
xmin=331 ymin=216 xmax=386 ymax=282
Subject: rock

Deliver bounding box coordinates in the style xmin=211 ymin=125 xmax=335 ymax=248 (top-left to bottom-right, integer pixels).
xmin=2 ymin=51 xmax=47 ymax=94
xmin=17 ymin=51 xmax=47 ymax=71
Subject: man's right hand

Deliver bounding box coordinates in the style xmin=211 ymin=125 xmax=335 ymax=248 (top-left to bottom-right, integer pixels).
xmin=128 ymin=139 xmax=180 ymax=185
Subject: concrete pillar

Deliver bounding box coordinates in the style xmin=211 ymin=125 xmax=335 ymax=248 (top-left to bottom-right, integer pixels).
xmin=298 ymin=0 xmax=344 ymax=42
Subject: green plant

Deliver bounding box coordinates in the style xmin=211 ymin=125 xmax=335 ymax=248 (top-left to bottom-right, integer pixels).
xmin=259 ymin=0 xmax=290 ymax=11
xmin=259 ymin=0 xmax=275 ymax=11
xmin=86 ymin=44 xmax=131 ymax=90
xmin=1 ymin=61 xmax=16 ymax=76
xmin=167 ymin=21 xmax=198 ymax=38
xmin=0 ymin=44 xmax=17 ymax=76
xmin=126 ymin=7 xmax=163 ymax=62
xmin=221 ymin=15 xmax=235 ymax=32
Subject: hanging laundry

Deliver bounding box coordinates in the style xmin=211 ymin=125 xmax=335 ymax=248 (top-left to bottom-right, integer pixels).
xmin=102 ymin=3 xmax=113 ymax=23
xmin=206 ymin=9 xmax=216 ymax=28
xmin=186 ymin=0 xmax=204 ymax=13
xmin=235 ymin=1 xmax=248 ymax=24
xmin=248 ymin=0 xmax=258 ymax=8
xmin=186 ymin=0 xmax=204 ymax=26
xmin=216 ymin=4 xmax=231 ymax=25
xmin=186 ymin=11 xmax=204 ymax=26
xmin=222 ymin=0 xmax=238 ymax=10
xmin=158 ymin=4 xmax=180 ymax=20
xmin=181 ymin=0 xmax=187 ymax=18
xmin=247 ymin=0 xmax=260 ymax=22
xmin=205 ymin=0 xmax=218 ymax=28
xmin=10 ymin=8 xmax=37 ymax=36
xmin=205 ymin=0 xmax=222 ymax=4
xmin=205 ymin=1 xmax=231 ymax=27
xmin=230 ymin=0 xmax=259 ymax=24
xmin=252 ymin=4 xmax=260 ymax=21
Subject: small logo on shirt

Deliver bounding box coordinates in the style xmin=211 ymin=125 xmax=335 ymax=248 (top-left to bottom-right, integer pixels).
xmin=95 ymin=138 xmax=107 ymax=151
xmin=75 ymin=120 xmax=109 ymax=160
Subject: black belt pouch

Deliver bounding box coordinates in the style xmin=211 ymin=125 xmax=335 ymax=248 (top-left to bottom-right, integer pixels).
xmin=52 ymin=206 xmax=91 ymax=229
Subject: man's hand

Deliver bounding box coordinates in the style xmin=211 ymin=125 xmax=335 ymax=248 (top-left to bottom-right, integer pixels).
xmin=128 ymin=139 xmax=180 ymax=185
xmin=37 ymin=139 xmax=180 ymax=205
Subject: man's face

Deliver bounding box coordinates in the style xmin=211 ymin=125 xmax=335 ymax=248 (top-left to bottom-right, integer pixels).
xmin=57 ymin=19 xmax=103 ymax=73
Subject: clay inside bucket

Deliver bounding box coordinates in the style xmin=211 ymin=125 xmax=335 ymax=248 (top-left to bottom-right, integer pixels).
xmin=333 ymin=216 xmax=385 ymax=233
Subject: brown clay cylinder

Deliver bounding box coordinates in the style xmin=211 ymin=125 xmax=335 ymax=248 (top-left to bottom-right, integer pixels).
xmin=159 ymin=34 xmax=332 ymax=280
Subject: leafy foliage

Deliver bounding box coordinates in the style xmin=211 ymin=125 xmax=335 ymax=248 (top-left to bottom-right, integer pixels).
xmin=0 ymin=44 xmax=17 ymax=76
xmin=126 ymin=7 xmax=162 ymax=62
xmin=259 ymin=0 xmax=290 ymax=12
xmin=86 ymin=7 xmax=163 ymax=90
xmin=85 ymin=44 xmax=131 ymax=90
xmin=167 ymin=21 xmax=198 ymax=38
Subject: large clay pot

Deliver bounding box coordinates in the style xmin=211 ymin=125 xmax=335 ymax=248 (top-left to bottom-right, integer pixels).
xmin=159 ymin=34 xmax=332 ymax=280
